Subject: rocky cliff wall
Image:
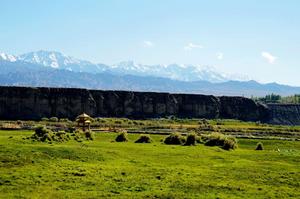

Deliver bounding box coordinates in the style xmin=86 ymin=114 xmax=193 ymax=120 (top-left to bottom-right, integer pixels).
xmin=266 ymin=104 xmax=300 ymax=125
xmin=0 ymin=86 xmax=299 ymax=125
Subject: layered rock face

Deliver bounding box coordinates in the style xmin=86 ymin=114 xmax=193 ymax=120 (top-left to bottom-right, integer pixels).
xmin=0 ymin=86 xmax=299 ymax=125
xmin=266 ymin=104 xmax=300 ymax=125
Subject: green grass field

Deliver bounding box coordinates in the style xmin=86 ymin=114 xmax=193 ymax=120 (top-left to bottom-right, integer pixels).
xmin=1 ymin=130 xmax=299 ymax=198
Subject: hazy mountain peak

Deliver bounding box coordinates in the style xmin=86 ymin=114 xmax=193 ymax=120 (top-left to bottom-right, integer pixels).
xmin=0 ymin=50 xmax=299 ymax=96
xmin=18 ymin=50 xmax=81 ymax=68
xmin=0 ymin=53 xmax=17 ymax=62
xmin=113 ymin=60 xmax=139 ymax=68
xmin=109 ymin=62 xmax=229 ymax=82
xmin=0 ymin=50 xmax=249 ymax=83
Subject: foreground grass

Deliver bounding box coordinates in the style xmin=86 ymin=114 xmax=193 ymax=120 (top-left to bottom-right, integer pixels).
xmin=0 ymin=130 xmax=300 ymax=198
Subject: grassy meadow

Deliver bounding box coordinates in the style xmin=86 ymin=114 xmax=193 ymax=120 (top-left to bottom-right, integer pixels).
xmin=1 ymin=126 xmax=300 ymax=198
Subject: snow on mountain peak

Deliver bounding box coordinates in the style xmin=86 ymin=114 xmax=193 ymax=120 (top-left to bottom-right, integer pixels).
xmin=0 ymin=53 xmax=17 ymax=62
xmin=0 ymin=50 xmax=250 ymax=83
xmin=110 ymin=61 xmax=229 ymax=82
xmin=18 ymin=50 xmax=81 ymax=68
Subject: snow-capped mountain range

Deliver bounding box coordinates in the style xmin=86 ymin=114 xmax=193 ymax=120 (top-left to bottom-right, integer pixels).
xmin=0 ymin=52 xmax=17 ymax=62
xmin=1 ymin=50 xmax=300 ymax=96
xmin=0 ymin=50 xmax=248 ymax=83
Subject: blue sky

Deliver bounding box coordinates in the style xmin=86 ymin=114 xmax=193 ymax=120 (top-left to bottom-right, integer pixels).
xmin=1 ymin=0 xmax=300 ymax=86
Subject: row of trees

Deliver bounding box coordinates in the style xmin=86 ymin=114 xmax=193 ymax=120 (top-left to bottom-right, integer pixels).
xmin=252 ymin=94 xmax=300 ymax=104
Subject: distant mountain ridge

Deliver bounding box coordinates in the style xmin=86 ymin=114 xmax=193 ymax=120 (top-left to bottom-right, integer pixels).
xmin=0 ymin=50 xmax=243 ymax=82
xmin=0 ymin=50 xmax=300 ymax=97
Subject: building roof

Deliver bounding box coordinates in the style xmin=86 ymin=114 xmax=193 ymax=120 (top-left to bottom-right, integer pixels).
xmin=76 ymin=113 xmax=91 ymax=119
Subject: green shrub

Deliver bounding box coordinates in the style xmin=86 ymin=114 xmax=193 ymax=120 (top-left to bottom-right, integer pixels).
xmin=115 ymin=131 xmax=129 ymax=142
xmin=205 ymin=132 xmax=226 ymax=147
xmin=256 ymin=142 xmax=264 ymax=150
xmin=222 ymin=137 xmax=238 ymax=150
xmin=95 ymin=118 xmax=106 ymax=123
xmin=75 ymin=129 xmax=83 ymax=134
xmin=73 ymin=129 xmax=84 ymax=142
xmin=31 ymin=126 xmax=94 ymax=143
xmin=255 ymin=121 xmax=261 ymax=126
xmin=41 ymin=117 xmax=49 ymax=121
xmin=32 ymin=126 xmax=54 ymax=142
xmin=164 ymin=133 xmax=185 ymax=145
xmin=180 ymin=136 xmax=186 ymax=144
xmin=34 ymin=126 xmax=51 ymax=137
xmin=184 ymin=133 xmax=197 ymax=146
xmin=196 ymin=135 xmax=204 ymax=144
xmin=67 ymin=127 xmax=76 ymax=134
xmin=135 ymin=134 xmax=152 ymax=143
xmin=16 ymin=120 xmax=23 ymax=125
xmin=168 ymin=115 xmax=176 ymax=120
xmin=205 ymin=132 xmax=238 ymax=150
xmin=55 ymin=131 xmax=69 ymax=142
xmin=84 ymin=131 xmax=95 ymax=140
xmin=49 ymin=117 xmax=59 ymax=122
xmin=41 ymin=132 xmax=54 ymax=142
xmin=114 ymin=120 xmax=122 ymax=124
xmin=71 ymin=129 xmax=94 ymax=141
xmin=59 ymin=118 xmax=70 ymax=122
xmin=214 ymin=119 xmax=223 ymax=125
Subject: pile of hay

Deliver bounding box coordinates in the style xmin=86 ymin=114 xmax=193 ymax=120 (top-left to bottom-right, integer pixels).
xmin=184 ymin=133 xmax=197 ymax=146
xmin=30 ymin=126 xmax=70 ymax=142
xmin=203 ymin=132 xmax=238 ymax=150
xmin=115 ymin=131 xmax=129 ymax=142
xmin=255 ymin=142 xmax=264 ymax=150
xmin=135 ymin=134 xmax=152 ymax=143
xmin=163 ymin=132 xmax=201 ymax=146
xmin=164 ymin=133 xmax=186 ymax=145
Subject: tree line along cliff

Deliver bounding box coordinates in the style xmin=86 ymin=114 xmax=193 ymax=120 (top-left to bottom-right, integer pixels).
xmin=0 ymin=86 xmax=299 ymax=125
